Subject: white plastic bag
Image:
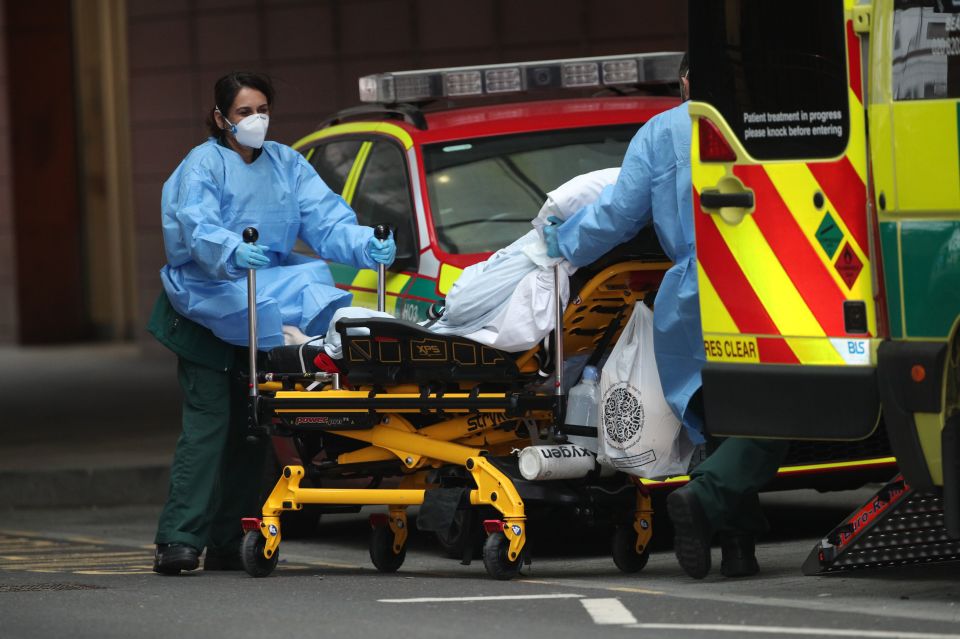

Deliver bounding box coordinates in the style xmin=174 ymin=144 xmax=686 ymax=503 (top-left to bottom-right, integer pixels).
xmin=598 ymin=302 xmax=694 ymax=479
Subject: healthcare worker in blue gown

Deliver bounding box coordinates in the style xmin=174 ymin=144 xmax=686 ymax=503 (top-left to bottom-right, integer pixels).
xmin=150 ymin=71 xmax=396 ymax=575
xmin=545 ymin=54 xmax=788 ymax=580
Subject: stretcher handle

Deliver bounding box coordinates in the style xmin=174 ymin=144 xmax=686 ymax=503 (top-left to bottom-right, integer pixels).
xmin=553 ymin=263 xmax=564 ymax=396
xmin=374 ymin=224 xmax=389 ymax=313
xmin=552 ymin=262 xmax=566 ymax=439
xmin=243 ymin=226 xmax=259 ymax=400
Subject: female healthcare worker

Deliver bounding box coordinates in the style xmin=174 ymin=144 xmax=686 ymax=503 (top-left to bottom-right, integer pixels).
xmin=151 ymin=71 xmax=395 ymax=575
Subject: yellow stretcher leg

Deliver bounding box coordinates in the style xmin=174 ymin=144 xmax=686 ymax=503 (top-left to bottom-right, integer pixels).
xmin=633 ymin=487 xmax=653 ymax=555
xmin=387 ymin=506 xmax=409 ymax=554
xmin=255 ymin=417 xmax=531 ymax=566
xmin=466 ymin=456 xmax=526 ymax=562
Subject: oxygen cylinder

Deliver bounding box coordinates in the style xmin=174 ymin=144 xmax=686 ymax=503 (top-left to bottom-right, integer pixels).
xmin=518 ymin=444 xmax=596 ymax=481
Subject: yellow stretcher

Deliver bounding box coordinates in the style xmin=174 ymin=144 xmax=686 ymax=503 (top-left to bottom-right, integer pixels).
xmin=237 ymin=226 xmax=671 ymax=580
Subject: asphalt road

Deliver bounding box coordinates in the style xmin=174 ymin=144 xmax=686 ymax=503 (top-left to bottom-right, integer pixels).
xmin=2 ymin=488 xmax=959 ymax=639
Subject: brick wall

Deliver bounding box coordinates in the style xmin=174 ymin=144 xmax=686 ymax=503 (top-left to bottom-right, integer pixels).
xmin=127 ymin=0 xmax=687 ymax=341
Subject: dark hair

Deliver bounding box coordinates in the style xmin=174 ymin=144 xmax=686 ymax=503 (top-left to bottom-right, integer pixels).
xmin=678 ymin=52 xmax=689 ymax=81
xmin=205 ymin=71 xmax=275 ymax=137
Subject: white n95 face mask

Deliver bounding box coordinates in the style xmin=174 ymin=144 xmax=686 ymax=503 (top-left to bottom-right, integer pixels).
xmin=224 ymin=113 xmax=269 ymax=149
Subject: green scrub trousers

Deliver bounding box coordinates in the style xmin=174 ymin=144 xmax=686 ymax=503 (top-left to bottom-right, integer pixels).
xmin=684 ymin=390 xmax=790 ymax=536
xmin=687 ymin=437 xmax=790 ymax=536
xmin=149 ymin=293 xmax=269 ymax=557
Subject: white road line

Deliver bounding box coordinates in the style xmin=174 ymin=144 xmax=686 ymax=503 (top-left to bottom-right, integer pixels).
xmin=379 ymin=593 xmax=583 ymax=603
xmin=580 ymin=598 xmax=638 ymax=625
xmin=628 ymin=624 xmax=960 ymax=639
xmin=525 ymin=577 xmax=960 ymax=625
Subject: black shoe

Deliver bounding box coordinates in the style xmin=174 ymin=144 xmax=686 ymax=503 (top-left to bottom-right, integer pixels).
xmin=153 ymin=543 xmax=199 ymax=575
xmin=203 ymin=552 xmax=244 ymax=571
xmin=720 ymin=535 xmax=760 ymax=578
xmin=666 ymin=485 xmax=713 ymax=579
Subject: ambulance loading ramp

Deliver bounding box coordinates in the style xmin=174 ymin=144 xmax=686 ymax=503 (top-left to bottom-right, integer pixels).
xmin=802 ymin=474 xmax=960 ymax=575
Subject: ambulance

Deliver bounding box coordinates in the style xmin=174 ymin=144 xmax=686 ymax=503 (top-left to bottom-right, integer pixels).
xmin=289 ymin=53 xmax=682 ymax=323
xmin=689 ymin=0 xmax=959 ymax=544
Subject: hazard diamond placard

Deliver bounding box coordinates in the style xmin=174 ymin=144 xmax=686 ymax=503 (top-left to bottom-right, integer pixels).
xmin=834 ymin=242 xmax=863 ymax=288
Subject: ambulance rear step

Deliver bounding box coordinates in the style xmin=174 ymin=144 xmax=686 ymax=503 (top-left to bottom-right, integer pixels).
xmin=802 ymin=473 xmax=960 ymax=575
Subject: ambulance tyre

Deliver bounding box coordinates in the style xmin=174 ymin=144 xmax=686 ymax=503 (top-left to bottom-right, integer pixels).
xmin=482 ymin=531 xmax=524 ymax=581
xmin=369 ymin=525 xmax=406 ymax=573
xmin=611 ymin=524 xmax=650 ymax=573
xmin=241 ymin=530 xmax=278 ymax=578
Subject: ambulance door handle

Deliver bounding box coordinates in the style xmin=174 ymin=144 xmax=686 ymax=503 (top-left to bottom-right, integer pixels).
xmin=699 ymin=191 xmax=754 ymax=209
xmin=699 ymin=178 xmax=755 ymax=225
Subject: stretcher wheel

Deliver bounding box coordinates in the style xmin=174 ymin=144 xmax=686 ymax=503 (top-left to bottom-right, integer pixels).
xmin=611 ymin=524 xmax=650 ymax=573
xmin=482 ymin=531 xmax=524 ymax=581
xmin=241 ymin=530 xmax=279 ymax=578
xmin=369 ymin=525 xmax=406 ymax=573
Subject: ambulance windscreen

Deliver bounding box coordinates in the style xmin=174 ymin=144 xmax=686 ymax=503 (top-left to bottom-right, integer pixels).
xmin=423 ymin=125 xmax=634 ymax=255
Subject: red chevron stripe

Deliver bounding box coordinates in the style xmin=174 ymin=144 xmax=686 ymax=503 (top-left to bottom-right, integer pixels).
xmin=807 ymin=156 xmax=868 ymax=254
xmin=694 ymin=192 xmax=799 ymax=365
xmin=757 ymin=338 xmax=800 ymax=364
xmin=733 ymin=165 xmax=847 ymax=336
xmin=847 ymin=20 xmax=863 ymax=104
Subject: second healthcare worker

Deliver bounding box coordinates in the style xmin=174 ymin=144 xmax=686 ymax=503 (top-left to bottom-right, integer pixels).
xmin=152 ymin=71 xmax=395 ymax=574
xmin=544 ymin=55 xmax=788 ymax=580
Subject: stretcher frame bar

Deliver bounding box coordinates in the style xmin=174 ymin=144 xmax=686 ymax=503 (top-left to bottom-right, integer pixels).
xmin=266 ymin=392 xmax=555 ymax=414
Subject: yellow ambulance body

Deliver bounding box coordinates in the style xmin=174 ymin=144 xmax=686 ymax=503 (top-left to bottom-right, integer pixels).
xmin=689 ymin=0 xmax=959 ymax=529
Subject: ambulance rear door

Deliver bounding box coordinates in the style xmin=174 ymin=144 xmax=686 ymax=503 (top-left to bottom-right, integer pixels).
xmin=688 ymin=0 xmax=880 ymax=440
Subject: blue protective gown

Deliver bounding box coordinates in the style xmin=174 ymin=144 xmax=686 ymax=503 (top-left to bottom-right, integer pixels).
xmin=557 ymin=102 xmax=706 ymax=444
xmin=160 ymin=139 xmax=377 ymax=350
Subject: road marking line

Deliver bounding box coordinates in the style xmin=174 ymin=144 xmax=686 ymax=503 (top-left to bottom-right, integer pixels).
xmin=379 ymin=594 xmax=583 ymax=603
xmin=2 ymin=558 xmax=147 ymax=568
xmin=0 ymin=554 xmax=145 ymax=563
xmin=580 ymin=598 xmax=638 ymax=625
xmin=628 ymin=624 xmax=960 ymax=638
xmin=607 ymin=586 xmax=665 ymax=595
xmin=75 ymin=569 xmax=154 ymax=575
xmin=53 ymin=535 xmax=111 ymax=546
xmin=524 ymin=577 xmax=960 ymax=625
xmin=296 ymin=560 xmax=362 ymax=569
xmin=0 ymin=531 xmax=107 ymax=546
xmin=1 ymin=551 xmax=144 ymax=560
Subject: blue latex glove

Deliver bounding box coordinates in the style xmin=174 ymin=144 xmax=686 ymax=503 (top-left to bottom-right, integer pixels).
xmin=368 ymin=233 xmax=397 ymax=266
xmin=543 ymin=216 xmax=564 ymax=258
xmin=233 ymin=243 xmax=270 ymax=270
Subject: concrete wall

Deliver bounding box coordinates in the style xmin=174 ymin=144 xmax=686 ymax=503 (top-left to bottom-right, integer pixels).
xmin=127 ymin=0 xmax=687 ymax=342
xmin=0 ymin=0 xmax=16 ymax=344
